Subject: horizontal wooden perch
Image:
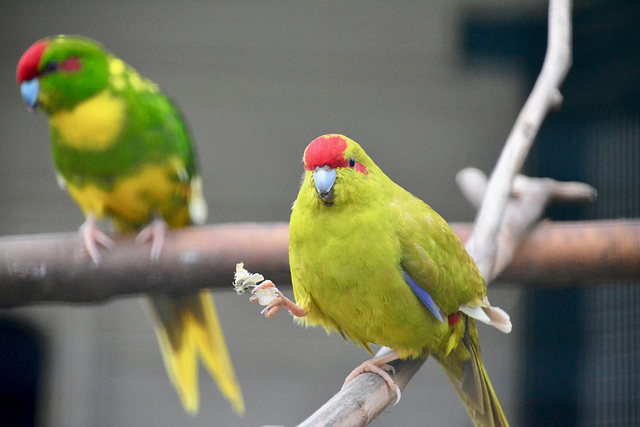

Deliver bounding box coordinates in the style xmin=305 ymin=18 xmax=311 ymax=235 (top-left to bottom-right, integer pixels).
xmin=0 ymin=219 xmax=638 ymax=308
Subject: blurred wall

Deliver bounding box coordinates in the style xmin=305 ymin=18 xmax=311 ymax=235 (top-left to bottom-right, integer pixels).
xmin=0 ymin=1 xmax=539 ymax=426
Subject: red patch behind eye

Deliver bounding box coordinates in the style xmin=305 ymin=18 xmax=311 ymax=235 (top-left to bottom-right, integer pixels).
xmin=17 ymin=39 xmax=49 ymax=83
xmin=304 ymin=134 xmax=348 ymax=171
xmin=354 ymin=162 xmax=368 ymax=175
xmin=60 ymin=57 xmax=82 ymax=72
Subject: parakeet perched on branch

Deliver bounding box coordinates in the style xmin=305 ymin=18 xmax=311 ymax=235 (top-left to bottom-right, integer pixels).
xmin=257 ymin=134 xmax=511 ymax=426
xmin=16 ymin=35 xmax=243 ymax=415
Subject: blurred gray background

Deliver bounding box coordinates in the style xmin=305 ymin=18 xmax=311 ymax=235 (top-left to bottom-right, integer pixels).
xmin=0 ymin=0 xmax=558 ymax=426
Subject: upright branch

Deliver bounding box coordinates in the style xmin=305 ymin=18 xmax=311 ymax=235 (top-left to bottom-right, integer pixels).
xmin=465 ymin=0 xmax=573 ymax=280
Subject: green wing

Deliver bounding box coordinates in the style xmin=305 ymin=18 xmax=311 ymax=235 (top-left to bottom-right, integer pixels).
xmin=393 ymin=187 xmax=486 ymax=315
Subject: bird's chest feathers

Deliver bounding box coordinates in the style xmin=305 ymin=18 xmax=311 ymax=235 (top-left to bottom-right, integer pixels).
xmin=294 ymin=205 xmax=403 ymax=316
xmin=49 ymin=90 xmax=126 ymax=151
xmin=291 ymin=200 xmax=451 ymax=355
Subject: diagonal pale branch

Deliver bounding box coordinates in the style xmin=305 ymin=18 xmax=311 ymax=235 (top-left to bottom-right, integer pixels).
xmin=296 ymin=0 xmax=574 ymax=425
xmin=297 ymin=348 xmax=425 ymax=427
xmin=465 ymin=0 xmax=573 ymax=280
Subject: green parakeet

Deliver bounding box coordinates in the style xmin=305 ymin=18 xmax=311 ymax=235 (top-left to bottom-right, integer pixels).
xmin=259 ymin=134 xmax=511 ymax=426
xmin=16 ymin=35 xmax=243 ymax=415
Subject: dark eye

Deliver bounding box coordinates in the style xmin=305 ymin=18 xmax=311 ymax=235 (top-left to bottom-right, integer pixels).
xmin=41 ymin=61 xmax=58 ymax=75
xmin=349 ymin=157 xmax=356 ymax=168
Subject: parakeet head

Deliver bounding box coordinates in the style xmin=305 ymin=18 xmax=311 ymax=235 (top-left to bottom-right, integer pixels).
xmin=17 ymin=35 xmax=110 ymax=114
xmin=302 ymin=134 xmax=380 ymax=206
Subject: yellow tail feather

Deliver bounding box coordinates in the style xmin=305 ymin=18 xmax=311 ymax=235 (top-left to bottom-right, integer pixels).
xmin=148 ymin=291 xmax=244 ymax=415
xmin=435 ymin=317 xmax=508 ymax=427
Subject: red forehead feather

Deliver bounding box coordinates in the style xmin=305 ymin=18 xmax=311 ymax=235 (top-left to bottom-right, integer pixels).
xmin=17 ymin=40 xmax=49 ymax=83
xmin=303 ymin=135 xmax=348 ymax=171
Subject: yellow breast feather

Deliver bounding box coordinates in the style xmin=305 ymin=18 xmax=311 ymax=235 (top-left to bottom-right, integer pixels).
xmin=50 ymin=89 xmax=125 ymax=151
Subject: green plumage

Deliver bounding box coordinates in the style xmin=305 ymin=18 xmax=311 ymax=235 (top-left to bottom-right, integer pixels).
xmin=35 ymin=36 xmax=197 ymax=227
xmin=49 ymin=86 xmax=196 ymax=195
xmin=17 ymin=35 xmax=243 ymax=415
xmin=289 ymin=134 xmax=508 ymax=426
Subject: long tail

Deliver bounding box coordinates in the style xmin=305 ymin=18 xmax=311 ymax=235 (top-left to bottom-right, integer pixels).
xmin=147 ymin=290 xmax=244 ymax=415
xmin=435 ymin=316 xmax=508 ymax=427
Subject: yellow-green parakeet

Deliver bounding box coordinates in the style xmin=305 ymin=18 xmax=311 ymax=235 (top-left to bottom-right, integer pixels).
xmin=258 ymin=134 xmax=511 ymax=426
xmin=16 ymin=35 xmax=243 ymax=415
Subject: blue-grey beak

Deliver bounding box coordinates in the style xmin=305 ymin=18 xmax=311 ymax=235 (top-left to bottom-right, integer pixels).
xmin=313 ymin=166 xmax=336 ymax=204
xmin=21 ymin=78 xmax=39 ymax=110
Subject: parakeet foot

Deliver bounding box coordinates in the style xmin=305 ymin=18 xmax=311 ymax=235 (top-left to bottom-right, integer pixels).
xmin=250 ymin=281 xmax=307 ymax=318
xmin=79 ymin=212 xmax=114 ymax=265
xmin=343 ymin=351 xmax=402 ymax=405
xmin=136 ymin=217 xmax=168 ymax=262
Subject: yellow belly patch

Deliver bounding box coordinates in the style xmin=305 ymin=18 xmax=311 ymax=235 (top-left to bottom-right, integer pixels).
xmin=50 ymin=90 xmax=126 ymax=151
xmin=66 ymin=161 xmax=191 ymax=229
